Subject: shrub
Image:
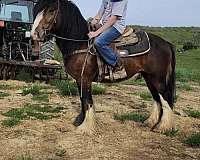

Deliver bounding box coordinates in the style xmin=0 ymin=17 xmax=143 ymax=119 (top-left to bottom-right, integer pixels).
xmin=183 ymin=42 xmax=198 ymax=51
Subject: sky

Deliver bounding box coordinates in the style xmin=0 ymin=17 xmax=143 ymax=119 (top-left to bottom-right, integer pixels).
xmin=73 ymin=0 xmax=200 ymax=27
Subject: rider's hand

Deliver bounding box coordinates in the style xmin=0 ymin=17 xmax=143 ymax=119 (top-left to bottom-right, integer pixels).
xmin=91 ymin=18 xmax=98 ymax=25
xmin=88 ymin=31 xmax=99 ymax=39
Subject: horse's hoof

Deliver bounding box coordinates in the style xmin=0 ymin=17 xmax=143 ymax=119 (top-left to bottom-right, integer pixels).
xmin=143 ymin=117 xmax=158 ymax=130
xmin=154 ymin=123 xmax=174 ymax=133
xmin=73 ymin=113 xmax=84 ymax=127
xmin=144 ymin=119 xmax=152 ymax=128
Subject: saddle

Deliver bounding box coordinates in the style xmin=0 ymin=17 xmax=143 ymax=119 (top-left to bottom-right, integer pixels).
xmin=90 ymin=23 xmax=139 ymax=46
xmin=87 ymin=23 xmax=151 ymax=81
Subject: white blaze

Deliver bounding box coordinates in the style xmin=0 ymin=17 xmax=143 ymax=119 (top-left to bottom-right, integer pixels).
xmin=31 ymin=10 xmax=44 ymax=38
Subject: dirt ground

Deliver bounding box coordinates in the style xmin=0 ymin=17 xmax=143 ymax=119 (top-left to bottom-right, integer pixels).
xmin=0 ymin=80 xmax=199 ymax=160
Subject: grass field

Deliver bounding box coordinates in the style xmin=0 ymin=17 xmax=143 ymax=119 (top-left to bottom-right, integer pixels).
xmin=176 ymin=49 xmax=200 ymax=83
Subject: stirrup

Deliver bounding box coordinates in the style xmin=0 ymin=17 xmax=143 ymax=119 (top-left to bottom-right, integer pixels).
xmin=113 ymin=67 xmax=127 ymax=80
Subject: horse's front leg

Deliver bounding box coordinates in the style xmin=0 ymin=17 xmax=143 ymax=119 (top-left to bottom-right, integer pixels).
xmin=74 ymin=80 xmax=97 ymax=134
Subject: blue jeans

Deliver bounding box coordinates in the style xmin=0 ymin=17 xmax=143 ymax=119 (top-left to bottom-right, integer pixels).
xmin=94 ymin=27 xmax=121 ymax=67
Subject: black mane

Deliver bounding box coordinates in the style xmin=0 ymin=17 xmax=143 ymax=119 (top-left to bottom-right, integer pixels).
xmin=34 ymin=0 xmax=89 ymax=54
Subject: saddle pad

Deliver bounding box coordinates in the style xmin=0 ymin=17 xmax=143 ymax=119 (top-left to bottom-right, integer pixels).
xmin=118 ymin=31 xmax=150 ymax=57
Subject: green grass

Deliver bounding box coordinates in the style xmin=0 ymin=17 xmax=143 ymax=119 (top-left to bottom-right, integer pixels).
xmin=0 ymin=84 xmax=18 ymax=90
xmin=176 ymin=49 xmax=200 ymax=83
xmin=177 ymin=83 xmax=193 ymax=91
xmin=32 ymin=94 xmax=49 ymax=102
xmin=163 ymin=129 xmax=179 ymax=137
xmin=16 ymin=69 xmax=32 ymax=83
xmin=2 ymin=118 xmax=21 ymax=127
xmin=0 ymin=91 xmax=10 ymax=99
xmin=92 ymin=84 xmax=106 ymax=95
xmin=184 ymin=109 xmax=200 ymax=119
xmin=16 ymin=155 xmax=33 ymax=160
xmin=114 ymin=112 xmax=147 ymax=123
xmin=55 ymin=148 xmax=66 ymax=157
xmin=51 ymin=80 xmax=78 ymax=96
xmin=184 ymin=132 xmax=200 ymax=147
xmin=21 ymin=84 xmax=41 ymax=96
xmin=121 ymin=78 xmax=146 ymax=86
xmin=140 ymin=92 xmax=152 ymax=101
xmin=1 ymin=103 xmax=64 ymax=127
xmin=51 ymin=80 xmax=106 ymax=96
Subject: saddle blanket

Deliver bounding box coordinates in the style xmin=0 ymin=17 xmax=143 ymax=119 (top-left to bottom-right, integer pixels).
xmin=117 ymin=31 xmax=150 ymax=57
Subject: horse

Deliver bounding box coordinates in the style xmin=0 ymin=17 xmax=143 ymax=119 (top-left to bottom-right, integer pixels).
xmin=31 ymin=0 xmax=176 ymax=133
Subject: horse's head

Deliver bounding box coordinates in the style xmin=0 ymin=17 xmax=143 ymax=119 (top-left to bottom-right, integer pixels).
xmin=31 ymin=0 xmax=59 ymax=41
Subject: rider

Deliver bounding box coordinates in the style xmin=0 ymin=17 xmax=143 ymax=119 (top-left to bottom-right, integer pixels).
xmin=88 ymin=0 xmax=128 ymax=79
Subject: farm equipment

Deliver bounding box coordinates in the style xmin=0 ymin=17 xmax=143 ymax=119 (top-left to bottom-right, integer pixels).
xmin=0 ymin=0 xmax=64 ymax=82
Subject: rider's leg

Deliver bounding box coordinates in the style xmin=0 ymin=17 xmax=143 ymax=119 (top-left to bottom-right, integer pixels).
xmin=94 ymin=27 xmax=127 ymax=79
xmin=94 ymin=26 xmax=120 ymax=67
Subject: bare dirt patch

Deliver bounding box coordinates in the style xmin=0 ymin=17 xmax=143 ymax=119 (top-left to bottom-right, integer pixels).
xmin=0 ymin=80 xmax=199 ymax=160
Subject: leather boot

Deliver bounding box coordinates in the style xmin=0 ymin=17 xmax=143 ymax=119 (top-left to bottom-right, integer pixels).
xmin=113 ymin=59 xmax=127 ymax=80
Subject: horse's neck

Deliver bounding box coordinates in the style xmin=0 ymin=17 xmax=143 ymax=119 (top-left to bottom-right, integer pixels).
xmin=55 ymin=3 xmax=89 ymax=55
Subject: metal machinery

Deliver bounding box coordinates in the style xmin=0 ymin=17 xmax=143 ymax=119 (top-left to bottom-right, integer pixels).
xmin=0 ymin=0 xmax=63 ymax=82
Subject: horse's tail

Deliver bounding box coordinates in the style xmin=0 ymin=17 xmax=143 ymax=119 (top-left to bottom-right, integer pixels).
xmin=167 ymin=43 xmax=176 ymax=108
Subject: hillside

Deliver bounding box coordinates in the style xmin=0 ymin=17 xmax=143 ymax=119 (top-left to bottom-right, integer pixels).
xmin=131 ymin=26 xmax=200 ymax=48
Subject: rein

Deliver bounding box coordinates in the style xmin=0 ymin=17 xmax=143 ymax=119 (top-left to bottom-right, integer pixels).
xmin=48 ymin=33 xmax=89 ymax=42
xmin=44 ymin=0 xmax=90 ymax=43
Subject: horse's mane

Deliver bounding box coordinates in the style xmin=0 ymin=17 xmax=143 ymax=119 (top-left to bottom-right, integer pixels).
xmin=34 ymin=0 xmax=89 ymax=54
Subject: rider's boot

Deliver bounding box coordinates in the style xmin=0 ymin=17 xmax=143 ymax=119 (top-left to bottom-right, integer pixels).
xmin=112 ymin=59 xmax=127 ymax=80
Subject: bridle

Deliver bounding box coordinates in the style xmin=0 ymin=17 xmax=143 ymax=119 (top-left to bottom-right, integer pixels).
xmin=40 ymin=0 xmax=90 ymax=43
xmin=42 ymin=0 xmax=60 ymax=38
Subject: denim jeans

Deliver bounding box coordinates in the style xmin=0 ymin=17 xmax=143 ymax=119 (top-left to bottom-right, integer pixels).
xmin=94 ymin=27 xmax=121 ymax=67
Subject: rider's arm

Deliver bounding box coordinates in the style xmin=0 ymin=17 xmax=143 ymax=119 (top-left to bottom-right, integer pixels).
xmin=96 ymin=15 xmax=118 ymax=34
xmin=88 ymin=15 xmax=118 ymax=39
xmin=91 ymin=1 xmax=105 ymax=24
